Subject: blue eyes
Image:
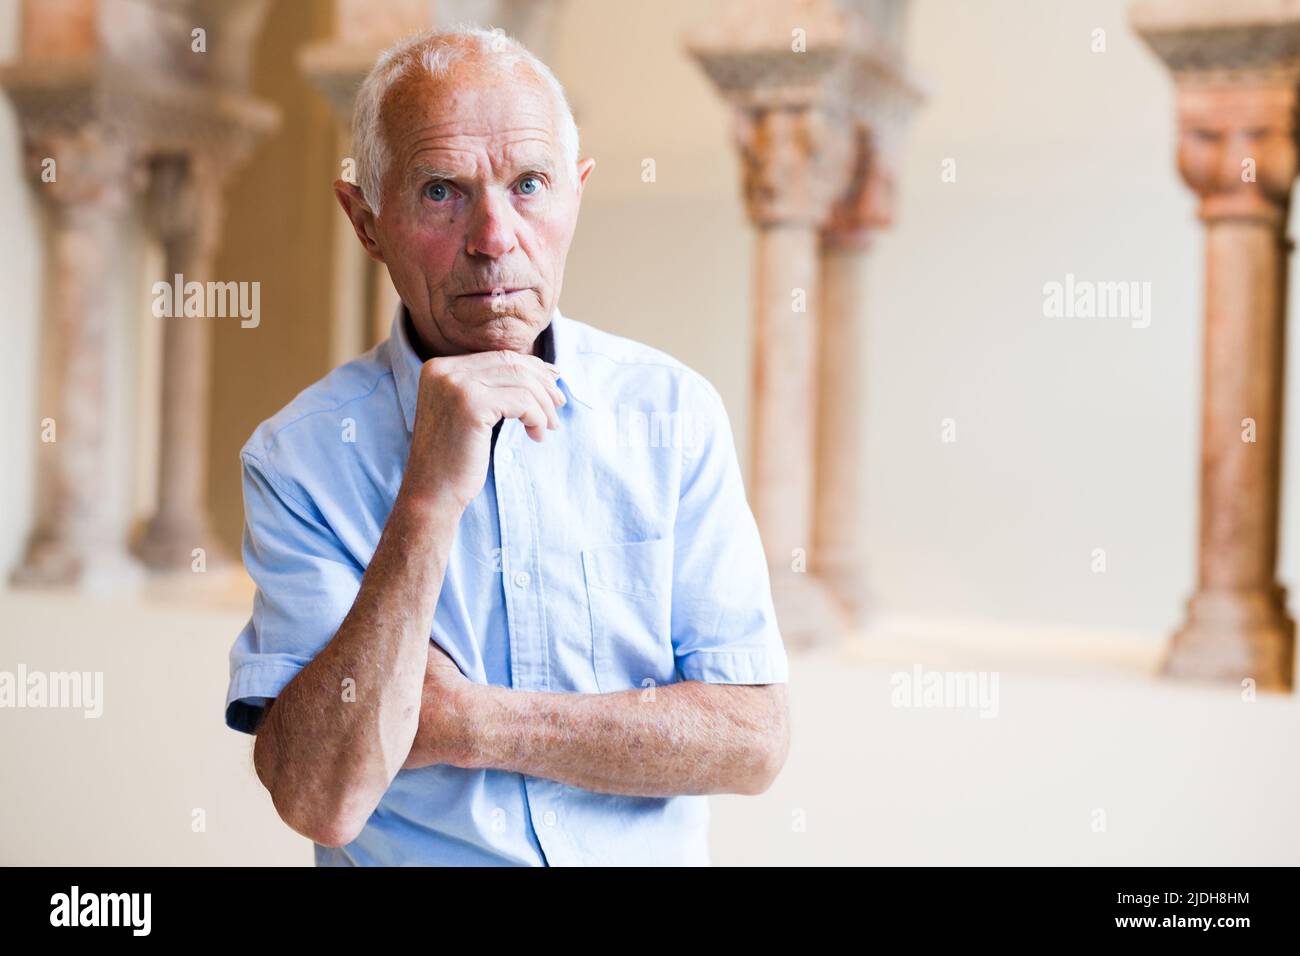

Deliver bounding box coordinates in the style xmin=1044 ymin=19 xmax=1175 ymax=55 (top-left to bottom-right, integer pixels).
xmin=423 ymin=177 xmax=543 ymax=202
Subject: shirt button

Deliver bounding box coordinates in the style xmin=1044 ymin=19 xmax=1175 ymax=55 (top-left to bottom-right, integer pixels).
xmin=513 ymin=570 xmax=531 ymax=588
xmin=498 ymin=448 xmax=513 ymax=463
xmin=543 ymin=811 xmax=557 ymax=827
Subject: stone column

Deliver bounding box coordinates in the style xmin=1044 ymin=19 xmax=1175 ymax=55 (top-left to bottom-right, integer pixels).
xmin=1134 ymin=1 xmax=1300 ymax=690
xmin=812 ymin=36 xmax=921 ymax=627
xmin=9 ymin=126 xmax=144 ymax=590
xmin=690 ymin=1 xmax=857 ymax=647
xmin=135 ymin=153 xmax=229 ymax=570
xmin=124 ymin=0 xmax=278 ymax=574
xmin=744 ymin=107 xmax=855 ymax=647
xmin=0 ymin=0 xmax=147 ymax=590
xmin=814 ymin=124 xmax=886 ymax=627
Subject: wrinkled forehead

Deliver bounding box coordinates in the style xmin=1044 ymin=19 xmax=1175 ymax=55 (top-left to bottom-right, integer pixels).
xmin=381 ymin=61 xmax=562 ymax=165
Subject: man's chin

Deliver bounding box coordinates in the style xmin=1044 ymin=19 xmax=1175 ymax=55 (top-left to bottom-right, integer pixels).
xmin=446 ymin=298 xmax=547 ymax=351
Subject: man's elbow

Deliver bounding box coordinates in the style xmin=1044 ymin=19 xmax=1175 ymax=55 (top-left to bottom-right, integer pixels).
xmin=743 ymin=737 xmax=788 ymax=795
xmin=300 ymin=814 xmax=364 ymax=849
xmin=266 ymin=776 xmax=367 ymax=849
xmin=253 ymin=725 xmax=366 ymax=848
xmin=740 ymin=696 xmax=790 ymax=795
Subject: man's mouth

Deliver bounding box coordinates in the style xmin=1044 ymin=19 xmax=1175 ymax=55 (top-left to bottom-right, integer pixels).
xmin=459 ymin=287 xmax=529 ymax=301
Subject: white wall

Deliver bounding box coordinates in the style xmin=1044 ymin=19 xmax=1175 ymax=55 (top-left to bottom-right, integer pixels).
xmin=862 ymin=0 xmax=1204 ymax=634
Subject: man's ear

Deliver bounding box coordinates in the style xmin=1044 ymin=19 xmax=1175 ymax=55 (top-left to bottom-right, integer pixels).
xmin=574 ymin=157 xmax=596 ymax=197
xmin=334 ymin=181 xmax=386 ymax=263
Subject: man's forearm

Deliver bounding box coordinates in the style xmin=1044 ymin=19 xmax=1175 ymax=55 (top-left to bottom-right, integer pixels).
xmin=447 ymin=680 xmax=788 ymax=797
xmin=254 ymin=490 xmax=463 ymax=845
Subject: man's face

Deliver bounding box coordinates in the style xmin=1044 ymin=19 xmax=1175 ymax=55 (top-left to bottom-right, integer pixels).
xmin=342 ymin=64 xmax=595 ymax=356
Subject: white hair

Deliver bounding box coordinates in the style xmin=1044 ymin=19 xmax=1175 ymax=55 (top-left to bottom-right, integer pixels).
xmin=351 ymin=25 xmax=580 ymax=216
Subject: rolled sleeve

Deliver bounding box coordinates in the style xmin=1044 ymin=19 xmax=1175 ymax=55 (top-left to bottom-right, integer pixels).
xmin=670 ymin=376 xmax=789 ymax=685
xmin=224 ymin=452 xmax=364 ymax=735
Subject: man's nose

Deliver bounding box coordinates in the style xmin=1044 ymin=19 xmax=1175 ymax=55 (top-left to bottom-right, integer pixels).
xmin=465 ymin=189 xmax=518 ymax=259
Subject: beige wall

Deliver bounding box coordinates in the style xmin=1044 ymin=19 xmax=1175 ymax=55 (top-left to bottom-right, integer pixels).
xmin=207 ymin=0 xmax=340 ymax=557
xmin=864 ymin=0 xmax=1203 ymax=636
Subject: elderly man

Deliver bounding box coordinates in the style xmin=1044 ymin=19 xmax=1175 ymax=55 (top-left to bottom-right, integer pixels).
xmin=224 ymin=26 xmax=790 ymax=866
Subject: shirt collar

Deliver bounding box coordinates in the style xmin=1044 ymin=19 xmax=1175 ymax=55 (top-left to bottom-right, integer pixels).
xmin=388 ymin=302 xmax=594 ymax=434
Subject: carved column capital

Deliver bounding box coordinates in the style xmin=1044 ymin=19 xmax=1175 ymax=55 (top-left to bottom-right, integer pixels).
xmin=23 ymin=123 xmax=141 ymax=222
xmin=689 ymin=0 xmax=859 ymax=228
xmin=733 ymin=103 xmax=854 ymax=227
xmin=1175 ymin=84 xmax=1297 ymax=223
xmin=142 ymin=152 xmax=227 ymax=263
xmin=828 ymin=28 xmax=924 ymax=246
xmin=1133 ymin=0 xmax=1300 ymax=224
xmin=821 ymin=122 xmax=895 ymax=250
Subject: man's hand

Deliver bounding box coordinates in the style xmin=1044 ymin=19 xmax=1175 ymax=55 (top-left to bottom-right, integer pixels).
xmin=403 ymin=641 xmax=481 ymax=770
xmin=405 ymin=350 xmax=566 ymax=509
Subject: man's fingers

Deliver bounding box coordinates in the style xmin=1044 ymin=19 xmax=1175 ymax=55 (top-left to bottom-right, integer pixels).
xmin=474 ymin=366 xmax=563 ymax=429
xmin=429 ymin=348 xmax=560 ymax=380
xmin=437 ymin=350 xmax=565 ymax=415
xmin=490 ymin=386 xmax=554 ymax=440
xmin=478 ymin=356 xmax=565 ymax=408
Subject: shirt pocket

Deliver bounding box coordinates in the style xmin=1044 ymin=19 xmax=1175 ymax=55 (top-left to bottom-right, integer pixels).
xmin=580 ymin=537 xmax=676 ymax=694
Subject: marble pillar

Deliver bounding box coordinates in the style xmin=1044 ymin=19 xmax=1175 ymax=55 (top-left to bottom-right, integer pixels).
xmin=812 ymin=35 xmax=920 ymax=628
xmin=1134 ymin=0 xmax=1300 ymax=690
xmin=814 ymin=125 xmax=889 ymax=627
xmin=9 ymin=127 xmax=144 ymax=591
xmin=690 ymin=0 xmax=857 ymax=646
xmin=135 ymin=153 xmax=229 ymax=571
xmin=126 ymin=0 xmax=278 ymax=574
xmin=0 ymin=0 xmax=147 ymax=590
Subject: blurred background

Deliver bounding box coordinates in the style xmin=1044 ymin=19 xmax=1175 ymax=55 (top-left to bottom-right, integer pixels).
xmin=1 ymin=0 xmax=1297 ymax=865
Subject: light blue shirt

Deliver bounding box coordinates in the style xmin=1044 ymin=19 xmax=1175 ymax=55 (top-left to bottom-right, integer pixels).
xmin=225 ymin=305 xmax=788 ymax=866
